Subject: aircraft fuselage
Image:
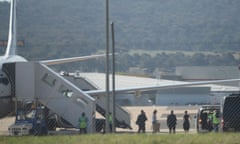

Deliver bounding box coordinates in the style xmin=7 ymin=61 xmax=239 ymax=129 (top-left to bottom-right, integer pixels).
xmin=0 ymin=55 xmax=27 ymax=118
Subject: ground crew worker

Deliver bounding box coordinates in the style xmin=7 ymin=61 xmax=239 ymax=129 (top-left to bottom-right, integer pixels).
xmin=212 ymin=110 xmax=220 ymax=132
xmin=108 ymin=112 xmax=113 ymax=132
xmin=79 ymin=112 xmax=88 ymax=134
xmin=207 ymin=111 xmax=214 ymax=131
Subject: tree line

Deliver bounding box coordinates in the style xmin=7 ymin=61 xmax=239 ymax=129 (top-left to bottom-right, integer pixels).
xmin=53 ymin=52 xmax=240 ymax=76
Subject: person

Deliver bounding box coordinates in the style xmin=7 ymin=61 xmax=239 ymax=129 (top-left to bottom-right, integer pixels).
xmin=183 ymin=110 xmax=190 ymax=133
xmin=207 ymin=111 xmax=214 ymax=131
xmin=167 ymin=110 xmax=177 ymax=134
xmin=201 ymin=112 xmax=208 ymax=130
xmin=108 ymin=112 xmax=113 ymax=132
xmin=152 ymin=110 xmax=159 ymax=133
xmin=79 ymin=112 xmax=88 ymax=134
xmin=212 ymin=110 xmax=220 ymax=132
xmin=136 ymin=110 xmax=147 ymax=133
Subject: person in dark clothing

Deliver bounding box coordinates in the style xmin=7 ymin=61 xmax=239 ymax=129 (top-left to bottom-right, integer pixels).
xmin=183 ymin=110 xmax=190 ymax=133
xmin=201 ymin=112 xmax=208 ymax=130
xmin=136 ymin=110 xmax=148 ymax=133
xmin=167 ymin=110 xmax=177 ymax=134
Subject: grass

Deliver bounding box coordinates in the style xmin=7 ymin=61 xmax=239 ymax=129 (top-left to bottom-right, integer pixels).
xmin=0 ymin=133 xmax=240 ymax=144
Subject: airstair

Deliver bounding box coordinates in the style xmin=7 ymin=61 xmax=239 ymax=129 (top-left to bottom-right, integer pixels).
xmin=8 ymin=62 xmax=95 ymax=132
xmin=5 ymin=61 xmax=131 ymax=133
xmin=64 ymin=75 xmax=131 ymax=129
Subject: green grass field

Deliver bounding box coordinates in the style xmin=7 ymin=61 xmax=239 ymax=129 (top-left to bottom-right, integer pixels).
xmin=0 ymin=133 xmax=240 ymax=144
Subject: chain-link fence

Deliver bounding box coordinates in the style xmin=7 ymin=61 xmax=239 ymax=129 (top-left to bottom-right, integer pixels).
xmin=2 ymin=101 xmax=108 ymax=136
xmin=2 ymin=98 xmax=240 ymax=136
xmin=191 ymin=94 xmax=240 ymax=133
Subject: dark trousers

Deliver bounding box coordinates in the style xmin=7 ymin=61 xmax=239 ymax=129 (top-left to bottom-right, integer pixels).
xmin=169 ymin=126 xmax=176 ymax=134
xmin=109 ymin=124 xmax=112 ymax=132
xmin=138 ymin=124 xmax=146 ymax=133
xmin=80 ymin=128 xmax=87 ymax=134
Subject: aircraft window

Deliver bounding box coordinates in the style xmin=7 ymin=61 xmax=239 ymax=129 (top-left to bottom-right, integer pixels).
xmin=0 ymin=77 xmax=9 ymax=85
xmin=42 ymin=73 xmax=56 ymax=87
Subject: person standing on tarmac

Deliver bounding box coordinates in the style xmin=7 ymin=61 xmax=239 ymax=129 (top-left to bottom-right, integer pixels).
xmin=167 ymin=110 xmax=177 ymax=134
xmin=79 ymin=112 xmax=88 ymax=134
xmin=183 ymin=110 xmax=190 ymax=133
xmin=207 ymin=111 xmax=214 ymax=131
xmin=152 ymin=110 xmax=159 ymax=133
xmin=108 ymin=112 xmax=113 ymax=132
xmin=136 ymin=110 xmax=148 ymax=133
xmin=212 ymin=110 xmax=220 ymax=132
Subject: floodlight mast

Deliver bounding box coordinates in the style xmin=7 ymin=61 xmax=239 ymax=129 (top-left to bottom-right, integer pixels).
xmin=105 ymin=0 xmax=110 ymax=133
xmin=111 ymin=22 xmax=116 ymax=133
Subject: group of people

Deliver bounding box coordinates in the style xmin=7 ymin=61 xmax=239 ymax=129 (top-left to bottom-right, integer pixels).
xmin=79 ymin=109 xmax=193 ymax=134
xmin=136 ymin=109 xmax=191 ymax=134
xmin=200 ymin=110 xmax=220 ymax=132
xmin=78 ymin=112 xmax=113 ymax=134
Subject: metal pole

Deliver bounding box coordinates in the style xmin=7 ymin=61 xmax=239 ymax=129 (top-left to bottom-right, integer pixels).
xmin=105 ymin=0 xmax=110 ymax=133
xmin=238 ymin=64 xmax=240 ymax=93
xmin=111 ymin=22 xmax=116 ymax=133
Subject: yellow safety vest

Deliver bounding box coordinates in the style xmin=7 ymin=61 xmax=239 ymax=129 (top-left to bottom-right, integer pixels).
xmin=79 ymin=117 xmax=87 ymax=128
xmin=213 ymin=113 xmax=219 ymax=124
xmin=108 ymin=115 xmax=113 ymax=124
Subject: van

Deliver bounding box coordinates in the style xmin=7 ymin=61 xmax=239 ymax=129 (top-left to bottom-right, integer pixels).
xmin=196 ymin=105 xmax=221 ymax=133
xmin=222 ymin=94 xmax=240 ymax=132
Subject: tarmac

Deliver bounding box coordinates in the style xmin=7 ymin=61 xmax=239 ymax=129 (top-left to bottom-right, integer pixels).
xmin=0 ymin=106 xmax=200 ymax=135
xmin=118 ymin=105 xmax=199 ymax=133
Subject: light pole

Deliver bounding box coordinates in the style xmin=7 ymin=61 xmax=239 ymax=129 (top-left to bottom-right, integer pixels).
xmin=238 ymin=64 xmax=240 ymax=93
xmin=105 ymin=0 xmax=110 ymax=133
xmin=111 ymin=22 xmax=116 ymax=132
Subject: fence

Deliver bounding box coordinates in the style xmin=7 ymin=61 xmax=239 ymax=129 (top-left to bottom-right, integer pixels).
xmin=1 ymin=103 xmax=240 ymax=135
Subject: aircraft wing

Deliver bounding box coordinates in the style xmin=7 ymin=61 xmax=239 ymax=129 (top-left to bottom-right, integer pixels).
xmin=40 ymin=54 xmax=105 ymax=65
xmin=85 ymin=78 xmax=240 ymax=96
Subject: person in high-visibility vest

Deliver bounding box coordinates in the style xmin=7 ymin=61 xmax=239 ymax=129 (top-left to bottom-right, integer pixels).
xmin=207 ymin=111 xmax=214 ymax=131
xmin=79 ymin=112 xmax=88 ymax=134
xmin=212 ymin=110 xmax=220 ymax=132
xmin=108 ymin=112 xmax=113 ymax=132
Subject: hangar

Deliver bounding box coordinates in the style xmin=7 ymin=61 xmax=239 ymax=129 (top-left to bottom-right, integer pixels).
xmin=63 ymin=72 xmax=239 ymax=106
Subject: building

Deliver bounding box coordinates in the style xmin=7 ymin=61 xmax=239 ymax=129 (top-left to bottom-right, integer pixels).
xmin=65 ymin=72 xmax=239 ymax=106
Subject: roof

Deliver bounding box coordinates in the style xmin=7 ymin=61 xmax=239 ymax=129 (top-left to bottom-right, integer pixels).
xmin=77 ymin=72 xmax=239 ymax=92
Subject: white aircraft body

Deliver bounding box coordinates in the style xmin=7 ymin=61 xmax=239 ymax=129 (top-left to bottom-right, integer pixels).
xmin=0 ymin=0 xmax=240 ymax=119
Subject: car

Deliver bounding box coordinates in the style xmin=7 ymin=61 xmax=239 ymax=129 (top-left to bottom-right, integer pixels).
xmin=222 ymin=94 xmax=240 ymax=132
xmin=196 ymin=105 xmax=221 ymax=133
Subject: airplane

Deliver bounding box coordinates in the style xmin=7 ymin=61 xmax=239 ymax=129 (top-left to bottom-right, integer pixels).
xmin=0 ymin=0 xmax=106 ymax=118
xmin=1 ymin=0 xmax=240 ymax=121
